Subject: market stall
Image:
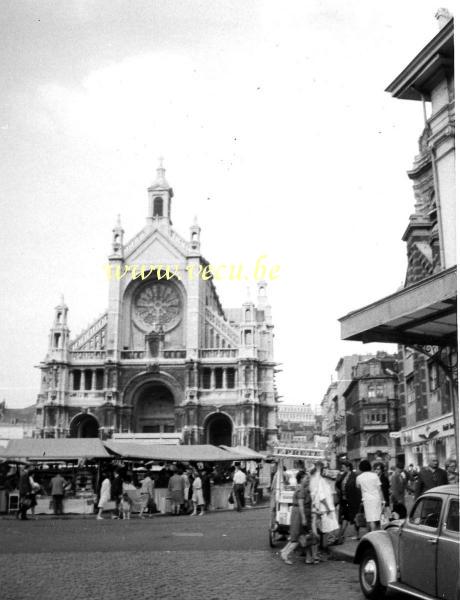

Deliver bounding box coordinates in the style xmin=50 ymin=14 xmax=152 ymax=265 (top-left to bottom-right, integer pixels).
xmin=104 ymin=442 xmax=260 ymax=512
xmin=2 ymin=438 xmax=111 ymax=514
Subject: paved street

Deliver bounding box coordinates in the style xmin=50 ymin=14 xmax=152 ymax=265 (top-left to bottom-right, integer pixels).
xmin=1 ymin=507 xmax=366 ymax=600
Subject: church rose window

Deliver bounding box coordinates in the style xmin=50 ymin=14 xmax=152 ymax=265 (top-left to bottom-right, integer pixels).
xmin=133 ymin=281 xmax=182 ymax=332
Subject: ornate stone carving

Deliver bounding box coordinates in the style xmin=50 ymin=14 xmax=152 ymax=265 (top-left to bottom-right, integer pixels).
xmin=133 ymin=282 xmax=181 ymax=332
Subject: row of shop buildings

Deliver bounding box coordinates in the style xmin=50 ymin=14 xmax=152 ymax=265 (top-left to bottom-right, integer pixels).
xmin=324 ymin=12 xmax=457 ymax=470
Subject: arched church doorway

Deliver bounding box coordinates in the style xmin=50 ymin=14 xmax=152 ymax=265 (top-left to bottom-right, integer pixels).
xmin=206 ymin=413 xmax=233 ymax=447
xmin=69 ymin=414 xmax=100 ymax=438
xmin=134 ymin=383 xmax=176 ymax=433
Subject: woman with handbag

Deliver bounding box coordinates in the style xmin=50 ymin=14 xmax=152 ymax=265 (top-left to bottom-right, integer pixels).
xmin=280 ymin=470 xmax=318 ymax=565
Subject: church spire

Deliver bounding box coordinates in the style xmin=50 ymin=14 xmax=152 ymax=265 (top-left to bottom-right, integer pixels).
xmin=147 ymin=157 xmax=174 ymax=227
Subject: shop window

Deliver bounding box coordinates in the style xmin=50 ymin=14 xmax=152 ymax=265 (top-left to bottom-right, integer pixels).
xmin=227 ymin=368 xmax=235 ymax=389
xmin=143 ymin=425 xmax=160 ymax=433
xmin=406 ymin=377 xmax=415 ymax=404
xmin=164 ymin=424 xmax=175 ymax=433
xmin=202 ymin=368 xmax=211 ymax=389
xmin=429 ymin=364 xmax=439 ymax=392
xmin=215 ymin=368 xmax=223 ymax=389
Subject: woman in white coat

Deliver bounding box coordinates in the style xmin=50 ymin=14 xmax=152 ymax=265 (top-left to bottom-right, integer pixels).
xmin=356 ymin=460 xmax=384 ymax=531
xmin=97 ymin=472 xmax=111 ymax=520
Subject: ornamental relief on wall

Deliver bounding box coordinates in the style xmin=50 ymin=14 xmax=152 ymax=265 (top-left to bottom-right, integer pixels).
xmin=132 ymin=281 xmax=182 ymax=333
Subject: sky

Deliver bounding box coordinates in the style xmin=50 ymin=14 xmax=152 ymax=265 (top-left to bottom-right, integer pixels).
xmin=0 ymin=0 xmax=453 ymax=409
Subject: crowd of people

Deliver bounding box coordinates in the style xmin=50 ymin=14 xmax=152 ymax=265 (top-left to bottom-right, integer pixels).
xmin=12 ymin=460 xmax=261 ymax=520
xmin=278 ymin=453 xmax=458 ymax=566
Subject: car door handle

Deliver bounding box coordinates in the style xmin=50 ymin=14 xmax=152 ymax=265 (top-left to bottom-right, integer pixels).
xmin=426 ymin=538 xmax=438 ymax=544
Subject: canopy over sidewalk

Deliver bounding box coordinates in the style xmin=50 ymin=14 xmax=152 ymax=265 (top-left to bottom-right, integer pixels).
xmin=219 ymin=445 xmax=265 ymax=460
xmin=105 ymin=441 xmax=253 ymax=462
xmin=3 ymin=438 xmax=111 ymax=460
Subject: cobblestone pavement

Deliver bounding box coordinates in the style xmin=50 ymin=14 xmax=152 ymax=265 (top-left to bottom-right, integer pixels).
xmin=0 ymin=508 xmax=377 ymax=600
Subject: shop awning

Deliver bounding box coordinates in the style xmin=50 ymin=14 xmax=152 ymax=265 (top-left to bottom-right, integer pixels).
xmin=105 ymin=441 xmax=247 ymax=462
xmin=339 ymin=266 xmax=457 ymax=346
xmin=219 ymin=445 xmax=265 ymax=460
xmin=3 ymin=438 xmax=111 ymax=460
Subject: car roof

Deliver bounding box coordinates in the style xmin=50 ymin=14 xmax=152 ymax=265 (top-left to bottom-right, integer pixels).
xmin=425 ymin=484 xmax=459 ymax=496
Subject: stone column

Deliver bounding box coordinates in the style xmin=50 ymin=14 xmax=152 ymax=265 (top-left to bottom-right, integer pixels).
xmin=211 ymin=367 xmax=216 ymax=390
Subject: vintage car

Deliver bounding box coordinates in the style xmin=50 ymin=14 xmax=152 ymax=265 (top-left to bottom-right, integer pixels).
xmin=354 ymin=484 xmax=459 ymax=600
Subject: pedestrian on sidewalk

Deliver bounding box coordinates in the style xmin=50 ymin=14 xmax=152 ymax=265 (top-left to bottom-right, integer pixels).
xmin=414 ymin=454 xmax=448 ymax=499
xmin=191 ymin=469 xmax=204 ymax=516
xmin=139 ymin=470 xmax=154 ymax=518
xmin=17 ymin=465 xmax=32 ymax=521
xmin=446 ymin=459 xmax=459 ymax=484
xmin=310 ymin=461 xmax=338 ymax=560
xmin=232 ymin=463 xmax=246 ymax=512
xmin=335 ymin=461 xmax=361 ymax=544
xmin=97 ymin=472 xmax=111 ymax=520
xmin=356 ymin=460 xmax=384 ymax=532
xmin=281 ymin=470 xmax=318 ymax=565
xmin=51 ymin=470 xmax=66 ymax=516
xmin=168 ymin=468 xmax=185 ymax=515
xmin=390 ymin=464 xmax=407 ymax=519
xmin=111 ymin=468 xmax=123 ymax=519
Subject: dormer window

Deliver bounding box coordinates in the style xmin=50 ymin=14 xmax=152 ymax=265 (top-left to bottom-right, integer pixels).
xmin=153 ymin=197 xmax=163 ymax=217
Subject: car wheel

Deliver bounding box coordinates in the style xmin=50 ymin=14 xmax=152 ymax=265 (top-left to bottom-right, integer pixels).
xmin=359 ymin=548 xmax=386 ymax=599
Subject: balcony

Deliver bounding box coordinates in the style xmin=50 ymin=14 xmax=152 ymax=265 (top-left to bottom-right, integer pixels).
xmin=199 ymin=348 xmax=238 ymax=359
xmin=120 ymin=350 xmax=186 ymax=360
xmin=70 ymin=350 xmax=106 ymax=360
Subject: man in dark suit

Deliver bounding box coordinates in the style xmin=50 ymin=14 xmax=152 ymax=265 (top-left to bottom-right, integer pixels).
xmin=414 ymin=454 xmax=448 ymax=499
xmin=17 ymin=465 xmax=32 ymax=520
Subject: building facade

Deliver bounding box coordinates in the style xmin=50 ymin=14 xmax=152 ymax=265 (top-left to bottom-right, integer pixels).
xmin=35 ymin=164 xmax=278 ymax=450
xmin=340 ymin=12 xmax=457 ymax=467
xmin=277 ymin=403 xmax=321 ymax=448
xmin=344 ymin=353 xmax=400 ymax=466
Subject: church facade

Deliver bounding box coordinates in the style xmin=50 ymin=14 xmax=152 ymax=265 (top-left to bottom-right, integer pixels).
xmin=35 ymin=164 xmax=278 ymax=450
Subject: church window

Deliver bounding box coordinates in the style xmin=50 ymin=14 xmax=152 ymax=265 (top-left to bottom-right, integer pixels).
xmin=73 ymin=371 xmax=81 ymax=391
xmin=245 ymin=309 xmax=251 ymax=322
xmin=95 ymin=369 xmax=104 ymax=390
xmin=215 ymin=368 xmax=223 ymax=389
xmin=56 ymin=312 xmax=62 ymax=324
xmin=244 ymin=330 xmax=252 ymax=345
xmin=84 ymin=370 xmax=92 ymax=391
xmin=202 ymin=368 xmax=211 ymax=389
xmin=227 ymin=368 xmax=235 ymax=389
xmin=192 ymin=232 xmax=198 ymax=241
xmin=153 ymin=197 xmax=163 ymax=217
xmin=54 ymin=333 xmax=61 ymax=348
